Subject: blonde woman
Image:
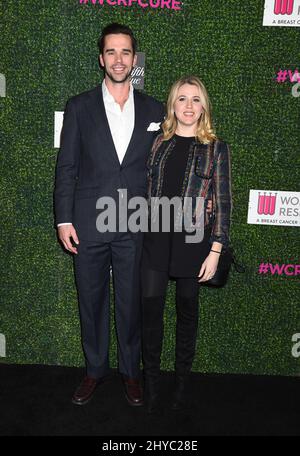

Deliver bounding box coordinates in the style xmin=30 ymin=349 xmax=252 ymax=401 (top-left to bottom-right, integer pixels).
xmin=141 ymin=75 xmax=232 ymax=413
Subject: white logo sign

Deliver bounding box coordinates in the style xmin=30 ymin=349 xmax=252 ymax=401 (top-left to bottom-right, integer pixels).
xmin=247 ymin=190 xmax=300 ymax=226
xmin=131 ymin=52 xmax=145 ymax=90
xmin=0 ymin=334 xmax=6 ymax=357
xmin=54 ymin=111 xmax=64 ymax=148
xmin=263 ymin=0 xmax=300 ymax=27
xmin=0 ymin=74 xmax=6 ymax=97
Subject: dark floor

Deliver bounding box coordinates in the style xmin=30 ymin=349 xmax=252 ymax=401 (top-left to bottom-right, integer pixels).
xmin=0 ymin=363 xmax=299 ymax=437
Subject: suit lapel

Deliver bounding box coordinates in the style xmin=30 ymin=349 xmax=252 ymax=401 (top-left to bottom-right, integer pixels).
xmin=85 ymin=86 xmax=146 ymax=168
xmin=121 ymin=89 xmax=145 ymax=168
xmin=85 ymin=85 xmax=120 ymax=166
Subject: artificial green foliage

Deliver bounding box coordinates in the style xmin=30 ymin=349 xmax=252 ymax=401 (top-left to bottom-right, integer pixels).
xmin=1 ymin=0 xmax=299 ymax=375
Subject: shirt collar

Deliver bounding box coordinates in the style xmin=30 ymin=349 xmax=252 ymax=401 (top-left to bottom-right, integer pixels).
xmin=102 ymin=79 xmax=134 ymax=105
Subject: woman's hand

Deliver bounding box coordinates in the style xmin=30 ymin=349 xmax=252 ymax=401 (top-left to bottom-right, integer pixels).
xmin=198 ymin=251 xmax=220 ymax=282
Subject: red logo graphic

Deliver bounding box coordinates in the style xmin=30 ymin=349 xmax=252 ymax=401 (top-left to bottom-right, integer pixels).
xmin=274 ymin=0 xmax=294 ymax=15
xmin=257 ymin=192 xmax=277 ymax=215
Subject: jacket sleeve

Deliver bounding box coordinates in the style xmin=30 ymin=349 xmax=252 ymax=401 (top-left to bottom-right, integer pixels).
xmin=210 ymin=141 xmax=232 ymax=248
xmin=54 ymin=98 xmax=81 ymax=225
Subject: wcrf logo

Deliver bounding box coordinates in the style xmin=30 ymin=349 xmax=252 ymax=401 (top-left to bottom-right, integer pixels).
xmin=263 ymin=0 xmax=300 ymax=26
xmin=247 ymin=190 xmax=300 ymax=226
xmin=274 ymin=0 xmax=294 ymax=14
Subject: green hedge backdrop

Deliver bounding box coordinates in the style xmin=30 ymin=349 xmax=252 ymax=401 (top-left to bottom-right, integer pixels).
xmin=1 ymin=0 xmax=299 ymax=375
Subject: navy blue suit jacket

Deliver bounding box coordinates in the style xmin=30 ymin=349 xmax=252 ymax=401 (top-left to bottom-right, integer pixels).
xmin=54 ymin=85 xmax=165 ymax=241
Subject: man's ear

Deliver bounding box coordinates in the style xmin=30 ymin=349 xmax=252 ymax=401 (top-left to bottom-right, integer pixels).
xmin=99 ymin=54 xmax=104 ymax=68
xmin=133 ymin=53 xmax=138 ymax=67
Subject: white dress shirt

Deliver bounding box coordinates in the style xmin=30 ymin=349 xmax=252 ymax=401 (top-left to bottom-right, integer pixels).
xmin=58 ymin=81 xmax=135 ymax=227
xmin=102 ymin=79 xmax=135 ymax=164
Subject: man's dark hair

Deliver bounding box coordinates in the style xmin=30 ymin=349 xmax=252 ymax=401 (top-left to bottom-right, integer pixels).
xmin=98 ymin=23 xmax=137 ymax=55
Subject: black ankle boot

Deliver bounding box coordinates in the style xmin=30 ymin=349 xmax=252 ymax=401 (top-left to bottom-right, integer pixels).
xmin=145 ymin=376 xmax=161 ymax=414
xmin=171 ymin=374 xmax=189 ymax=411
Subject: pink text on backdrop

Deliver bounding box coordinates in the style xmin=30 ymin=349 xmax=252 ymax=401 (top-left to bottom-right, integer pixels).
xmin=258 ymin=263 xmax=300 ymax=275
xmin=79 ymin=0 xmax=182 ymax=10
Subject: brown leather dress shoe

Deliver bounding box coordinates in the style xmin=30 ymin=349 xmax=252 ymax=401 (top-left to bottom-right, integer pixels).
xmin=72 ymin=376 xmax=100 ymax=406
xmin=123 ymin=377 xmax=144 ymax=407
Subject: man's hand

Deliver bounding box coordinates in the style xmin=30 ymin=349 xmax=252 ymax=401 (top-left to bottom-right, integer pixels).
xmin=58 ymin=225 xmax=79 ymax=254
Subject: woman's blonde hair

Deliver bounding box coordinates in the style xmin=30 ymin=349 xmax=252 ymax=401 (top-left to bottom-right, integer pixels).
xmin=162 ymin=75 xmax=217 ymax=144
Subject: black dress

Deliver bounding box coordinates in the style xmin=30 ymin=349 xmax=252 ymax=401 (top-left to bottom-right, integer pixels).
xmin=142 ymin=134 xmax=212 ymax=278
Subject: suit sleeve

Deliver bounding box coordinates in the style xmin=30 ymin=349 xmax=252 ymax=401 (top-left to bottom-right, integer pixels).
xmin=160 ymin=102 xmax=166 ymax=121
xmin=54 ymin=99 xmax=80 ymax=225
xmin=210 ymin=142 xmax=232 ymax=248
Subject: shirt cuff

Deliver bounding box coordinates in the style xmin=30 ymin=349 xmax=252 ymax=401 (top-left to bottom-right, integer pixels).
xmin=57 ymin=223 xmax=72 ymax=227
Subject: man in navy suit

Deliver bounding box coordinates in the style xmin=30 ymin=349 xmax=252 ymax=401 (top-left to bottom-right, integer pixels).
xmin=54 ymin=23 xmax=164 ymax=406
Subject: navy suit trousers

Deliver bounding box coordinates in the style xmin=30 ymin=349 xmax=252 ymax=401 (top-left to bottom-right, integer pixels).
xmin=73 ymin=232 xmax=143 ymax=379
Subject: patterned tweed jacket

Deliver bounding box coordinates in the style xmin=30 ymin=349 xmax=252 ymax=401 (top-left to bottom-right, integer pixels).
xmin=147 ymin=133 xmax=232 ymax=247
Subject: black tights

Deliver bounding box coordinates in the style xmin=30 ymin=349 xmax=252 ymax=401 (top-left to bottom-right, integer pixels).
xmin=141 ymin=269 xmax=200 ymax=377
xmin=142 ymin=269 xmax=200 ymax=299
